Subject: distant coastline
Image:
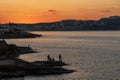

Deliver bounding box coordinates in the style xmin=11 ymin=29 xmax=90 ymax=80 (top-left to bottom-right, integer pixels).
xmin=0 ymin=16 xmax=120 ymax=31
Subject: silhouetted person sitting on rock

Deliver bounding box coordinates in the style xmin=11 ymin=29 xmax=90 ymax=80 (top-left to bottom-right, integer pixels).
xmin=59 ymin=54 xmax=62 ymax=62
xmin=52 ymin=58 xmax=55 ymax=62
xmin=28 ymin=44 xmax=30 ymax=47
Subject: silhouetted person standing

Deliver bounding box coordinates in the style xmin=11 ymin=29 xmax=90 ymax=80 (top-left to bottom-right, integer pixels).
xmin=52 ymin=58 xmax=55 ymax=62
xmin=47 ymin=55 xmax=51 ymax=61
xmin=59 ymin=54 xmax=62 ymax=62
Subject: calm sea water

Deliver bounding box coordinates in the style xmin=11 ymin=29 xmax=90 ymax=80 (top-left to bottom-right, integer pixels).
xmin=4 ymin=31 xmax=120 ymax=80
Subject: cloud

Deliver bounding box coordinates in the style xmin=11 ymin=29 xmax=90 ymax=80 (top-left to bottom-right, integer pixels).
xmin=100 ymin=7 xmax=116 ymax=13
xmin=107 ymin=7 xmax=116 ymax=10
xmin=48 ymin=10 xmax=56 ymax=12
xmin=48 ymin=9 xmax=57 ymax=14
xmin=101 ymin=10 xmax=111 ymax=13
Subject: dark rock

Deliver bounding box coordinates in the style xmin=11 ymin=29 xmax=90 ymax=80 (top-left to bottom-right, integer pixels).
xmin=0 ymin=57 xmax=74 ymax=78
xmin=0 ymin=41 xmax=74 ymax=78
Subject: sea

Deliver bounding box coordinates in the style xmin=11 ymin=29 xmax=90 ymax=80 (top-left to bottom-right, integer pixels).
xmin=4 ymin=31 xmax=120 ymax=80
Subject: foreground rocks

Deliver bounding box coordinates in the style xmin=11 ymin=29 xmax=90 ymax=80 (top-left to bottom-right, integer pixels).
xmin=0 ymin=40 xmax=36 ymax=57
xmin=0 ymin=57 xmax=74 ymax=78
xmin=0 ymin=40 xmax=74 ymax=78
xmin=18 ymin=46 xmax=37 ymax=54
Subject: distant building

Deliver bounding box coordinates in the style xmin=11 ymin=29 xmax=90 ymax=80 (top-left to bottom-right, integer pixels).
xmin=0 ymin=27 xmax=9 ymax=33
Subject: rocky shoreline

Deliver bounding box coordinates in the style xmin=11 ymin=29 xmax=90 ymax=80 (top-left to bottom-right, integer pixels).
xmin=0 ymin=40 xmax=74 ymax=78
xmin=0 ymin=29 xmax=42 ymax=39
xmin=0 ymin=57 xmax=74 ymax=78
xmin=18 ymin=46 xmax=37 ymax=54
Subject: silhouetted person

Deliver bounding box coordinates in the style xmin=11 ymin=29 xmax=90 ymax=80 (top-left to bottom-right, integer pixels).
xmin=59 ymin=54 xmax=62 ymax=62
xmin=52 ymin=58 xmax=55 ymax=62
xmin=47 ymin=55 xmax=51 ymax=61
xmin=28 ymin=44 xmax=30 ymax=47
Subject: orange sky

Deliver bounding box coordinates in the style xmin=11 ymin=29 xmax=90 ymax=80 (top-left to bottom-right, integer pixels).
xmin=0 ymin=0 xmax=120 ymax=23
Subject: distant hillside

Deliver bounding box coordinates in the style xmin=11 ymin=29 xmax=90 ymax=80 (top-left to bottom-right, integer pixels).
xmin=1 ymin=16 xmax=120 ymax=31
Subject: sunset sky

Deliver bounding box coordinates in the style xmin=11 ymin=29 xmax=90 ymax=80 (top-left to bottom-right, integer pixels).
xmin=0 ymin=0 xmax=120 ymax=23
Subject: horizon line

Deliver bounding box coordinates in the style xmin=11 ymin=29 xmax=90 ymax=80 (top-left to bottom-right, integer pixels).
xmin=0 ymin=15 xmax=119 ymax=24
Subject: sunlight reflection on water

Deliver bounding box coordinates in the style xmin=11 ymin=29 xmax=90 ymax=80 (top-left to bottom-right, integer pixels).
xmin=5 ymin=31 xmax=120 ymax=80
